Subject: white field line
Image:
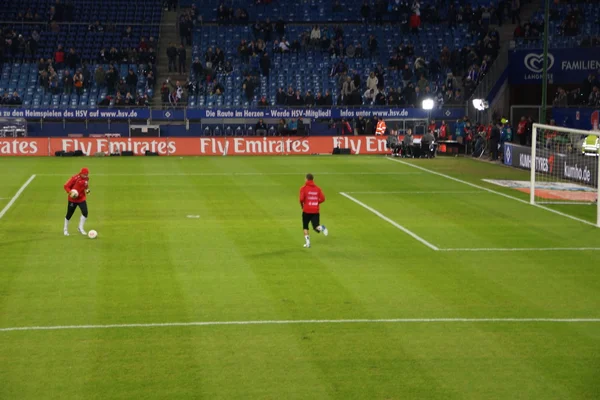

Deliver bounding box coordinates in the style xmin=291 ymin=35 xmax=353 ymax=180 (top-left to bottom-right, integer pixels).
xmin=2 ymin=318 xmax=600 ymax=333
xmin=386 ymin=158 xmax=599 ymax=228
xmin=440 ymin=247 xmax=600 ymax=252
xmin=340 ymin=192 xmax=439 ymax=251
xmin=344 ymin=190 xmax=483 ymax=194
xmin=537 ymin=201 xmax=593 ymax=206
xmin=0 ymin=175 xmax=36 ymax=220
xmin=34 ymin=172 xmax=423 ymax=177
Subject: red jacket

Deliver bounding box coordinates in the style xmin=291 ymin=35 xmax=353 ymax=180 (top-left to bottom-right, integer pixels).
xmin=439 ymin=124 xmax=447 ymax=138
xmin=517 ymin=120 xmax=527 ymax=135
xmin=299 ymin=180 xmax=325 ymax=214
xmin=64 ymin=174 xmax=89 ymax=203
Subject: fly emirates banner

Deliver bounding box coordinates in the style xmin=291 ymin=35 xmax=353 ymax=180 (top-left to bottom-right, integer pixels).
xmin=0 ymin=136 xmax=400 ymax=156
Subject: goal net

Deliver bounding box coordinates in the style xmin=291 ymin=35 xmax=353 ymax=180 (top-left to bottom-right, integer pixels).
xmin=531 ymin=123 xmax=600 ymax=227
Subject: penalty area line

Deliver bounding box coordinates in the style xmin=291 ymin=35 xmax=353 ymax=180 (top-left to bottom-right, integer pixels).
xmin=0 ymin=175 xmax=36 ymax=220
xmin=385 ymin=158 xmax=598 ymax=228
xmin=340 ymin=192 xmax=439 ymax=251
xmin=2 ymin=318 xmax=600 ymax=332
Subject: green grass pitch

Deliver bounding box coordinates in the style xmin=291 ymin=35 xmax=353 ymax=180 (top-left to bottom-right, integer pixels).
xmin=1 ymin=155 xmax=599 ymax=399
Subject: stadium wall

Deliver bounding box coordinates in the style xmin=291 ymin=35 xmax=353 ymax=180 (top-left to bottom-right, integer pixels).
xmin=0 ymin=136 xmax=401 ymax=156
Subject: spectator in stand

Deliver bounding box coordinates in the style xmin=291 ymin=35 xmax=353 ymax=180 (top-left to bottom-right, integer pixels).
xmin=510 ymin=0 xmax=520 ymax=25
xmin=177 ymin=45 xmax=187 ymax=74
xmin=125 ymin=92 xmax=136 ymax=106
xmin=258 ymin=96 xmax=269 ymax=107
xmin=73 ymin=70 xmax=84 ymax=95
xmin=54 ymin=45 xmax=65 ymax=69
xmin=191 ymin=57 xmax=203 ymax=81
xmin=375 ymin=90 xmax=387 ymax=105
xmin=66 ymin=48 xmax=79 ymax=70
xmin=205 ymin=47 xmax=215 ymax=68
xmin=305 ymin=90 xmax=315 ymax=107
xmin=126 ymin=69 xmax=138 ymax=94
xmin=553 ymin=87 xmax=568 ymax=106
xmin=137 ymin=93 xmax=149 ymax=107
xmin=160 ymin=82 xmax=170 ymax=106
xmin=368 ymin=34 xmax=378 ymax=58
xmin=166 ymin=43 xmax=177 ymax=73
xmin=581 ymin=73 xmax=599 ymax=101
xmin=212 ymin=80 xmax=225 ymax=96
xmin=276 ymin=87 xmax=286 ymax=105
xmin=9 ymin=91 xmax=22 ymax=106
xmin=589 ymin=86 xmax=600 ymax=106
xmin=242 ymin=75 xmax=256 ymax=102
xmin=364 ymin=88 xmax=377 ymax=104
xmin=366 ymin=71 xmax=378 ymax=91
xmin=260 ymin=52 xmax=270 ymax=77
xmin=315 ymin=91 xmax=325 ymax=106
xmin=116 ymin=79 xmax=127 ymax=96
xmin=63 ymin=69 xmax=73 ymax=94
xmin=409 ymin=12 xmax=421 ymax=35
xmin=290 ymin=90 xmax=304 ymax=106
xmin=324 ymin=89 xmax=333 ymax=106
xmin=310 ymin=25 xmax=321 ymax=48
xmin=256 ymin=119 xmax=268 ymax=136
xmin=361 ymin=1 xmax=370 ymax=23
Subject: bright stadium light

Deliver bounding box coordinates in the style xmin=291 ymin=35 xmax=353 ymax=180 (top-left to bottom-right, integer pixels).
xmin=472 ymin=99 xmax=489 ymax=111
xmin=422 ymin=98 xmax=434 ymax=110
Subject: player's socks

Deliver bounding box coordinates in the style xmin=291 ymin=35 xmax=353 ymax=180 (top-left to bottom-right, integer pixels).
xmin=64 ymin=218 xmax=70 ymax=236
xmin=304 ymin=235 xmax=310 ymax=248
xmin=78 ymin=216 xmax=87 ymax=235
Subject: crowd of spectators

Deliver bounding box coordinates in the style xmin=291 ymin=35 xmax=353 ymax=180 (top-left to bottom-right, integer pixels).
xmin=179 ymin=2 xmax=500 ymax=108
xmin=553 ymin=73 xmax=600 ymax=107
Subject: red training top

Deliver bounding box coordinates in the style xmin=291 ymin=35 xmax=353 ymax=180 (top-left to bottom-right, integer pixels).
xmin=299 ymin=180 xmax=325 ymax=214
xmin=64 ymin=173 xmax=89 ymax=203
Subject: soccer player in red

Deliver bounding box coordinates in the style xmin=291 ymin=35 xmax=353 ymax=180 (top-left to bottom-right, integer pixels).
xmin=299 ymin=173 xmax=328 ymax=248
xmin=63 ymin=167 xmax=91 ymax=236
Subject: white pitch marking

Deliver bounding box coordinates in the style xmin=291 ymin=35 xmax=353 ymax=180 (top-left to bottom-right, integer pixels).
xmin=340 ymin=192 xmax=439 ymax=251
xmin=537 ymin=201 xmax=593 ymax=206
xmin=2 ymin=318 xmax=599 ymax=333
xmin=440 ymin=247 xmax=600 ymax=252
xmin=343 ymin=190 xmax=483 ymax=194
xmin=34 ymin=172 xmax=424 ymax=177
xmin=186 ymin=215 xmax=200 ymax=219
xmin=0 ymin=175 xmax=36 ymax=220
xmin=386 ymin=158 xmax=599 ymax=228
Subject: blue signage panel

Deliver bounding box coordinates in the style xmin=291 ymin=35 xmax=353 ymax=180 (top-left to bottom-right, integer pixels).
xmin=509 ymin=48 xmax=600 ymax=84
xmin=187 ymin=107 xmax=464 ymax=120
xmin=0 ymin=108 xmax=150 ymax=120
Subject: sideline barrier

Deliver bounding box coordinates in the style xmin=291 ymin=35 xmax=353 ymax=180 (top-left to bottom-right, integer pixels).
xmin=0 ymin=136 xmax=410 ymax=156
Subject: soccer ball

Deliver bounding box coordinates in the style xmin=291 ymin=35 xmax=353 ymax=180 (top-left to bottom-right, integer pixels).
xmin=88 ymin=230 xmax=98 ymax=239
xmin=69 ymin=189 xmax=79 ymax=199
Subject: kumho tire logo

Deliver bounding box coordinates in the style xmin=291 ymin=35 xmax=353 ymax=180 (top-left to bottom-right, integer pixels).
xmin=524 ymin=53 xmax=555 ymax=73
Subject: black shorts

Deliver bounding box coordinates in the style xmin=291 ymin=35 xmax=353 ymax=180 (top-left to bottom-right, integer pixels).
xmin=66 ymin=200 xmax=88 ymax=218
xmin=302 ymin=212 xmax=320 ymax=230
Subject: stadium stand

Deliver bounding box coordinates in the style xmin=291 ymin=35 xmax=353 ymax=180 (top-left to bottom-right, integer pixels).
xmin=0 ymin=0 xmax=162 ymax=107
xmin=514 ymin=1 xmax=600 ymax=48
xmin=184 ymin=1 xmax=501 ymax=109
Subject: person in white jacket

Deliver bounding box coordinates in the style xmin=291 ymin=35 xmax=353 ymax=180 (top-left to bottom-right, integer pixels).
xmin=366 ymin=71 xmax=378 ymax=91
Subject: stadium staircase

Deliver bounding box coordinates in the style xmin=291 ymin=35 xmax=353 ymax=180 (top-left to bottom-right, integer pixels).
xmin=468 ymin=0 xmax=541 ymax=121
xmin=153 ymin=10 xmax=190 ymax=106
